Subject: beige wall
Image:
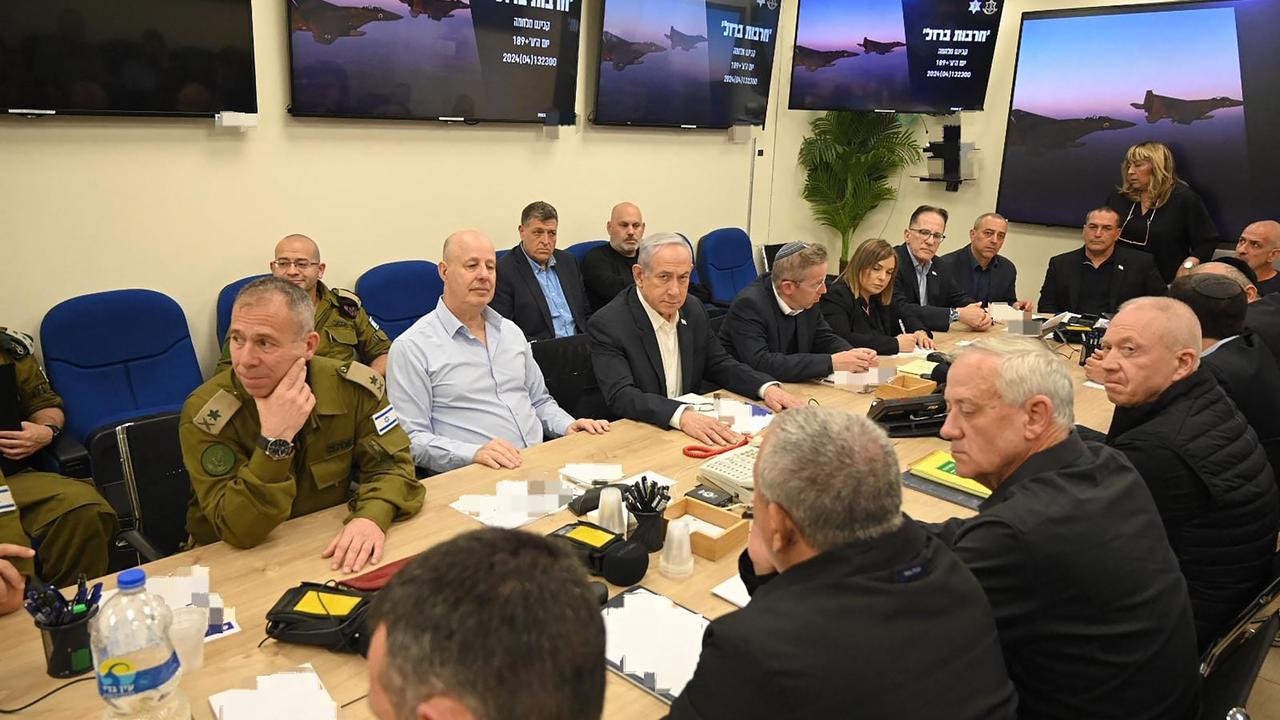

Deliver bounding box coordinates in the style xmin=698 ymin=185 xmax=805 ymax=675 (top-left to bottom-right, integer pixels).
xmin=2 ymin=0 xmax=1188 ymax=373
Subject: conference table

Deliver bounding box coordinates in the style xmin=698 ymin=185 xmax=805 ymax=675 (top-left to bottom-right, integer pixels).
xmin=0 ymin=330 xmax=1116 ymax=719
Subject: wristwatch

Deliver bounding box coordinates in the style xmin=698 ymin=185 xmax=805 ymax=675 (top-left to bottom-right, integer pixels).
xmin=256 ymin=435 xmax=295 ymax=461
xmin=1182 ymin=260 xmax=1196 ymax=270
xmin=949 ymin=308 xmax=960 ymax=323
xmin=44 ymin=423 xmax=62 ymax=441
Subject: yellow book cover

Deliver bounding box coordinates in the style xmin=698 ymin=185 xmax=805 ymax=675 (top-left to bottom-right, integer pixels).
xmin=896 ymin=359 xmax=939 ymax=377
xmin=908 ymin=450 xmax=992 ymax=498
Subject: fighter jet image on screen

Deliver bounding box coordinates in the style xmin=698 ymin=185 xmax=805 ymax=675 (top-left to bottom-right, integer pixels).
xmin=601 ymin=31 xmax=666 ymax=71
xmin=793 ymin=45 xmax=858 ymax=72
xmin=1006 ymin=109 xmax=1136 ymax=151
xmin=665 ymin=26 xmax=707 ymax=51
xmin=397 ymin=0 xmax=469 ymax=20
xmin=291 ymin=0 xmax=402 ymax=44
xmin=858 ymin=37 xmax=906 ymax=55
xmin=1129 ymin=89 xmax=1245 ymax=125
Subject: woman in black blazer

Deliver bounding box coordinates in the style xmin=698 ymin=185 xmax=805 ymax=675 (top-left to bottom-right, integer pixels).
xmin=821 ymin=238 xmax=935 ymax=355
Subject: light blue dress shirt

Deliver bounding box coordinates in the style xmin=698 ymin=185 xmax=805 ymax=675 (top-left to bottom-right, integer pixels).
xmin=911 ymin=253 xmax=932 ymax=302
xmin=524 ymin=248 xmax=578 ymax=338
xmin=387 ymin=298 xmax=575 ymax=473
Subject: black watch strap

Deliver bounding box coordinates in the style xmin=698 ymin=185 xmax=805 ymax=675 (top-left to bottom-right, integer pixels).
xmin=256 ymin=435 xmax=295 ymax=460
xmin=44 ymin=423 xmax=62 ymax=440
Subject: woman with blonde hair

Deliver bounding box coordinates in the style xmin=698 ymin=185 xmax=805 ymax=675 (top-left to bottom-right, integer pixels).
xmin=1104 ymin=141 xmax=1219 ymax=283
xmin=820 ymin=238 xmax=934 ymax=355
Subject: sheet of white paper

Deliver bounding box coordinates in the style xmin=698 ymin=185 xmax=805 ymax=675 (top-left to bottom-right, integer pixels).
xmin=673 ymin=394 xmax=772 ymax=434
xmin=712 ymin=574 xmax=751 ymax=608
xmin=560 ymin=464 xmax=625 ymax=487
xmin=450 ymin=478 xmax=578 ymax=528
xmin=603 ymin=587 xmax=708 ymax=700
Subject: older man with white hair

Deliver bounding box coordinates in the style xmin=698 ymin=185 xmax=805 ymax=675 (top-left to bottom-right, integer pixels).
xmin=929 ymin=335 xmax=1199 ymax=720
xmin=1099 ymin=296 xmax=1279 ymax=651
xmin=669 ymin=407 xmax=1016 ymax=719
xmin=588 ymin=232 xmax=802 ymax=445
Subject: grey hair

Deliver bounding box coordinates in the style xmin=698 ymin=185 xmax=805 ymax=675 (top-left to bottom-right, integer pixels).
xmin=234 ymin=276 xmax=314 ymax=339
xmin=756 ymin=408 xmax=902 ymax=550
xmin=771 ymin=243 xmax=829 ymax=286
xmin=972 ymin=212 xmax=1008 ymax=231
xmin=957 ymin=335 xmax=1075 ymax=430
xmin=637 ymin=232 xmax=694 ymax=270
xmin=1115 ymin=296 xmax=1202 ymax=367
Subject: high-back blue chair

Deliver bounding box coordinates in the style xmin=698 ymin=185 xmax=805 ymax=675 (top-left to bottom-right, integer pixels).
xmin=696 ymin=228 xmax=758 ymax=306
xmin=41 ymin=289 xmax=203 ymax=442
xmin=215 ymin=273 xmax=269 ymax=344
xmin=356 ymin=260 xmax=444 ymax=340
xmin=566 ymin=240 xmax=606 ymax=264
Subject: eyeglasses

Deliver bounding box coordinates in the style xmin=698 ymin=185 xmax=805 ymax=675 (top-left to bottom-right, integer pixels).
xmin=273 ymin=259 xmax=319 ymax=270
xmin=909 ymin=227 xmax=945 ymax=241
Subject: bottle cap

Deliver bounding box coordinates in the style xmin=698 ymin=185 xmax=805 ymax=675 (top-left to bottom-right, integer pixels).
xmin=117 ymin=568 xmax=147 ymax=590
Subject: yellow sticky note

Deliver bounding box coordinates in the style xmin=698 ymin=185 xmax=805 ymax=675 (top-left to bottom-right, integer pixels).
xmin=293 ymin=590 xmax=361 ymax=616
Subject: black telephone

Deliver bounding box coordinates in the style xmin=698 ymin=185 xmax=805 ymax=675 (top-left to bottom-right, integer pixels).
xmin=867 ymin=394 xmax=948 ymax=438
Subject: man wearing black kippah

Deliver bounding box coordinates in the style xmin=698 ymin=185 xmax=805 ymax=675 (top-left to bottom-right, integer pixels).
xmin=719 ymin=241 xmax=878 ymax=382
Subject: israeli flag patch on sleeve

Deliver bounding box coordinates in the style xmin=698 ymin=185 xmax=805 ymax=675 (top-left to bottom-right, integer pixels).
xmin=373 ymin=406 xmax=399 ymax=436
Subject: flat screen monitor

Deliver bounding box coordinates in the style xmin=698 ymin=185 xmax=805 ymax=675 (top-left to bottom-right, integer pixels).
xmin=0 ymin=0 xmax=257 ymax=117
xmin=788 ymin=0 xmax=1003 ymax=113
xmin=593 ymin=0 xmax=780 ymax=129
xmin=287 ymin=0 xmax=581 ymax=123
xmin=996 ymin=0 xmax=1280 ymax=236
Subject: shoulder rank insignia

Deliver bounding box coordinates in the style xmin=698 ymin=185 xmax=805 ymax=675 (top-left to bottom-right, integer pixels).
xmin=0 ymin=327 xmax=35 ymax=359
xmin=334 ymin=288 xmax=362 ymax=319
xmin=340 ymin=361 xmax=384 ymax=399
xmin=193 ymin=389 xmax=242 ymax=435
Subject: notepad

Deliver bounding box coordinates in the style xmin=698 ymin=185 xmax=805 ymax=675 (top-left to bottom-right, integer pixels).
xmin=603 ymin=586 xmax=709 ymax=703
xmin=907 ymin=450 xmax=991 ymax=499
xmin=895 ymin=359 xmax=939 ymax=378
xmin=209 ymin=664 xmax=336 ymax=720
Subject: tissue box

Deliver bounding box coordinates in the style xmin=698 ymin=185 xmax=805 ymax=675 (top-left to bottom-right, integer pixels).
xmin=663 ymin=498 xmax=748 ymax=561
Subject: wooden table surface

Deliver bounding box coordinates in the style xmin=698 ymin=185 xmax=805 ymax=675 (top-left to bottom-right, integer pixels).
xmin=0 ymin=330 xmax=1115 ymax=719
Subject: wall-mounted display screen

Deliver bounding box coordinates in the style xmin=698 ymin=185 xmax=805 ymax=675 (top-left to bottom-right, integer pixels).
xmin=0 ymin=0 xmax=257 ymax=117
xmin=788 ymin=0 xmax=1003 ymax=113
xmin=287 ymin=0 xmax=581 ymax=123
xmin=996 ymin=0 xmax=1280 ymax=236
xmin=593 ymin=0 xmax=780 ymax=129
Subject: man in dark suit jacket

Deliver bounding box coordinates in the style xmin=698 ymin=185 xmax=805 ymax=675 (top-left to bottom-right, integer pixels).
xmin=892 ymin=205 xmax=993 ymax=332
xmin=720 ymin=242 xmax=877 ymax=382
xmin=931 ymin=336 xmax=1200 ymax=720
xmin=669 ymin=408 xmax=1017 ymax=720
xmin=1170 ymin=273 xmax=1280 ymax=490
xmin=588 ymin=232 xmax=802 ymax=445
xmin=937 ymin=213 xmax=1033 ymax=309
xmin=491 ymin=201 xmax=590 ymax=341
xmin=1038 ymin=206 xmax=1166 ymax=315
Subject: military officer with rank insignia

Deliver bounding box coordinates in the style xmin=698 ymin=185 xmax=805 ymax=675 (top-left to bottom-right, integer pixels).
xmin=215 ymin=233 xmax=392 ymax=376
xmin=182 ymin=277 xmax=424 ymax=574
xmin=0 ymin=328 xmax=116 ymax=587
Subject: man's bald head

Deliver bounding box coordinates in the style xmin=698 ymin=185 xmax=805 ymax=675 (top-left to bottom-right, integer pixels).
xmin=1246 ymin=220 xmax=1280 ymax=247
xmin=272 ymin=233 xmax=325 ymax=297
xmin=440 ymin=230 xmax=496 ymax=314
xmin=1190 ymin=261 xmax=1258 ymax=302
xmin=606 ymin=202 xmax=645 ymax=257
xmin=1099 ymin=297 xmax=1202 ymax=407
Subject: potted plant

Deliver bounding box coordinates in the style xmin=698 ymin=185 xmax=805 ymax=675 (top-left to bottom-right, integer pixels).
xmin=797 ymin=111 xmax=922 ymax=264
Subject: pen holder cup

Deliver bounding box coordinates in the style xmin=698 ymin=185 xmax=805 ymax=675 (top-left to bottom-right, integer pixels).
xmin=38 ymin=606 xmax=97 ymax=678
xmin=631 ymin=511 xmax=668 ymax=553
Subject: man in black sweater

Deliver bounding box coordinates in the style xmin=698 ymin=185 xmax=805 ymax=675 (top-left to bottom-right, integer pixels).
xmin=930 ymin=335 xmax=1199 ymax=720
xmin=670 ymin=408 xmax=1017 ymax=720
xmin=580 ymin=202 xmax=712 ymax=309
xmin=1099 ymin=296 xmax=1279 ymax=651
xmin=1038 ymin=206 xmax=1166 ymax=315
xmin=719 ymin=242 xmax=876 ymax=381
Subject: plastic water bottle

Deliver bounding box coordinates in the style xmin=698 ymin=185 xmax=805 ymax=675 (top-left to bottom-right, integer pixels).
xmin=90 ymin=569 xmax=190 ymax=719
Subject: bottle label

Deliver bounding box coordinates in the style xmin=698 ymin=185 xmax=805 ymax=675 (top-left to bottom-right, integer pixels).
xmin=96 ymin=651 xmax=181 ymax=698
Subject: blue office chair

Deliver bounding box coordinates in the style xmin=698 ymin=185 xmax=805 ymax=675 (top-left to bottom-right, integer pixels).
xmin=496 ymin=249 xmax=510 ymax=260
xmin=40 ymin=289 xmax=203 ymax=443
xmin=215 ymin=273 xmax=270 ymax=345
xmin=696 ymin=227 xmax=758 ymax=306
xmin=566 ymin=240 xmax=606 ymax=264
xmin=356 ymin=260 xmax=445 ymax=340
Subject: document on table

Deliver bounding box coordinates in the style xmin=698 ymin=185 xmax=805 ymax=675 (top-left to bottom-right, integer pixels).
xmin=208 ymin=663 xmax=337 ymax=720
xmin=450 ymin=478 xmax=579 ymax=529
xmin=674 ymin=393 xmax=772 ymax=434
xmin=712 ymin=574 xmax=751 ymax=608
xmin=603 ymin=586 xmax=709 ymax=703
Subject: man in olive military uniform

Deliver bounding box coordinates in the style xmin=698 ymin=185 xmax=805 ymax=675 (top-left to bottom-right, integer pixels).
xmin=0 ymin=328 xmax=116 ymax=587
xmin=215 ymin=234 xmax=392 ymax=376
xmin=182 ymin=277 xmax=424 ymax=574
